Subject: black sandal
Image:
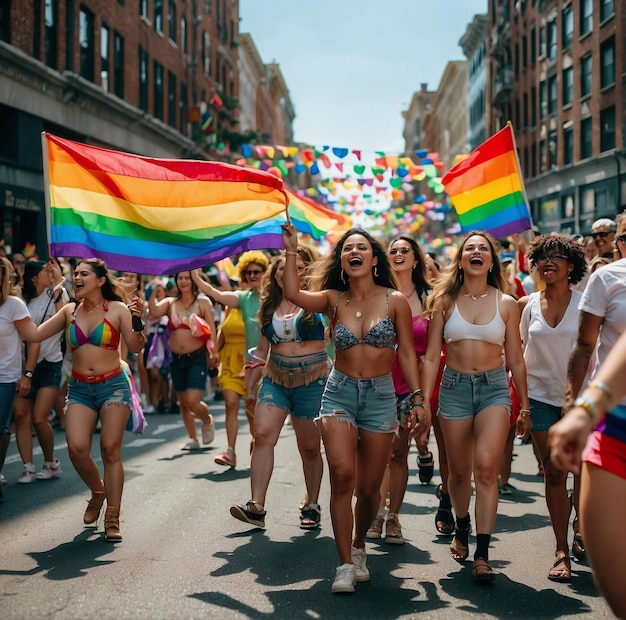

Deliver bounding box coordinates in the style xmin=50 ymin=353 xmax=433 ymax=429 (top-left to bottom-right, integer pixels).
xmin=417 ymin=450 xmax=434 ymax=484
xmin=230 ymin=501 xmax=266 ymax=529
xmin=435 ymin=507 xmax=455 ymax=536
xmin=572 ymin=517 xmax=586 ymax=561
xmin=300 ymin=503 xmax=321 ymax=530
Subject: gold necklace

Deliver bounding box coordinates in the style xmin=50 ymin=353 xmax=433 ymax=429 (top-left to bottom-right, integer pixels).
xmin=279 ymin=302 xmax=297 ymax=336
xmin=345 ymin=295 xmax=362 ymax=319
xmin=463 ymin=287 xmax=489 ymax=301
xmin=83 ymin=301 xmax=103 ymax=314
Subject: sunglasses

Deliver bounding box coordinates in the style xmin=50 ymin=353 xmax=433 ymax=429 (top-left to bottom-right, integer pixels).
xmin=591 ymin=231 xmax=611 ymax=239
xmin=13 ymin=259 xmax=25 ymax=265
xmin=389 ymin=247 xmax=412 ymax=255
xmin=244 ymin=269 xmax=264 ymax=277
xmin=616 ymin=234 xmax=626 ymax=244
xmin=536 ymin=254 xmax=567 ymax=264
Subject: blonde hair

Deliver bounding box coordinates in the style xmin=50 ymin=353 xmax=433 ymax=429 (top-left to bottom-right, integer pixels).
xmin=236 ymin=251 xmax=269 ymax=281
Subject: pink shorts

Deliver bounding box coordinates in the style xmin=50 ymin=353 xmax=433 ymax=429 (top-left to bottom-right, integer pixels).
xmin=584 ymin=431 xmax=626 ymax=481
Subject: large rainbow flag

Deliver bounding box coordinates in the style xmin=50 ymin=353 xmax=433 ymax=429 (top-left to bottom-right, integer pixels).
xmin=442 ymin=123 xmax=532 ymax=238
xmin=42 ymin=133 xmax=289 ymax=274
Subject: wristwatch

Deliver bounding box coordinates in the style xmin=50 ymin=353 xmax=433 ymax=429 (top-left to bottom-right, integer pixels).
xmin=23 ymin=370 xmax=34 ymax=378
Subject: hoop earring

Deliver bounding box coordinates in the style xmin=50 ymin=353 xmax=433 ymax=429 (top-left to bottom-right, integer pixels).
xmin=373 ymin=265 xmax=379 ymax=278
xmin=341 ymin=269 xmax=347 ymax=284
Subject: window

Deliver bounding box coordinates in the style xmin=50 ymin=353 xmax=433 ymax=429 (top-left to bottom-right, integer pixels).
xmin=523 ymin=93 xmax=528 ymax=128
xmin=203 ymin=32 xmax=210 ymax=75
xmin=168 ymin=0 xmax=176 ymax=42
xmin=167 ymin=71 xmax=176 ymax=127
xmin=600 ymin=0 xmax=614 ymax=22
xmin=530 ymin=25 xmax=536 ymax=65
xmin=531 ymin=86 xmax=537 ymax=127
xmin=580 ymin=53 xmax=592 ymax=98
xmin=522 ymin=35 xmax=527 ymax=71
xmin=79 ymin=7 xmax=95 ymax=81
xmin=139 ymin=47 xmax=148 ymax=112
xmin=154 ymin=0 xmax=162 ymax=33
xmin=562 ymin=5 xmax=573 ymax=48
xmin=180 ymin=16 xmax=186 ymax=55
xmin=600 ymin=37 xmax=615 ymax=89
xmin=180 ymin=82 xmax=187 ymax=132
xmin=563 ymin=126 xmax=574 ymax=165
xmin=44 ymin=0 xmax=58 ymax=69
xmin=580 ymin=117 xmax=592 ymax=159
xmin=580 ymin=0 xmax=593 ymax=36
xmin=0 ymin=1 xmax=10 ymax=42
xmin=539 ymin=23 xmax=546 ymax=57
xmin=548 ymin=130 xmax=557 ymax=169
xmin=539 ymin=80 xmax=546 ymax=120
xmin=100 ymin=23 xmax=109 ymax=91
xmin=139 ymin=0 xmax=147 ymax=18
xmin=154 ymin=60 xmax=163 ymax=120
xmin=600 ymin=106 xmax=615 ymax=151
xmin=547 ymin=20 xmax=557 ymax=61
xmin=548 ymin=75 xmax=557 ymax=115
xmin=539 ymin=139 xmax=546 ymax=173
xmin=562 ymin=66 xmax=573 ymax=106
xmin=113 ymin=32 xmax=124 ymax=98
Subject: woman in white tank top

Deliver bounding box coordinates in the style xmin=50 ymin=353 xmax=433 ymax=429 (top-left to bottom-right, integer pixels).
xmin=519 ymin=234 xmax=587 ymax=583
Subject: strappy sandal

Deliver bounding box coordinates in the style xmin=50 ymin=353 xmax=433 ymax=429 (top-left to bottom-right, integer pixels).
xmin=572 ymin=518 xmax=586 ymax=561
xmin=417 ymin=451 xmax=434 ymax=484
xmin=548 ymin=554 xmax=572 ymax=583
xmin=300 ymin=504 xmax=321 ymax=530
xmin=435 ymin=507 xmax=455 ymax=536
xmin=230 ymin=501 xmax=266 ymax=529
xmin=472 ymin=558 xmax=495 ymax=584
xmin=450 ymin=523 xmax=471 ymax=563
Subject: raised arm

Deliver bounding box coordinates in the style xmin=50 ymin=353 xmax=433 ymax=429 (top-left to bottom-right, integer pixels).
xmin=191 ymin=269 xmax=240 ymax=308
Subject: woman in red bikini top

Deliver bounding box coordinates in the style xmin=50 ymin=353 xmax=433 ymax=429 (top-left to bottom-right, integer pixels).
xmin=22 ymin=258 xmax=146 ymax=542
xmin=149 ymin=271 xmax=217 ymax=451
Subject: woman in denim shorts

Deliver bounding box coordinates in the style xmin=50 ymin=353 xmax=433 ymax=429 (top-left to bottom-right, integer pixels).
xmin=229 ymin=248 xmax=329 ymax=531
xmin=22 ymin=258 xmax=146 ymax=541
xmin=422 ymin=231 xmax=530 ymax=584
xmin=14 ymin=259 xmax=68 ymax=484
xmin=281 ymin=225 xmax=425 ymax=594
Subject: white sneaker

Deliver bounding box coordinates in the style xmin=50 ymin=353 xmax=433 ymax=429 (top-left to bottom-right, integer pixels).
xmin=35 ymin=459 xmax=62 ymax=480
xmin=17 ymin=464 xmax=37 ymax=484
xmin=331 ymin=563 xmax=356 ymax=594
xmin=181 ymin=439 xmax=200 ymax=450
xmin=0 ymin=473 xmax=6 ymax=485
xmin=351 ymin=546 xmax=370 ymax=582
xmin=201 ymin=415 xmax=215 ymax=445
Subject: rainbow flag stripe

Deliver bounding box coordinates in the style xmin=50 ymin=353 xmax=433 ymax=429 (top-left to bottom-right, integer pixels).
xmin=442 ymin=123 xmax=531 ymax=238
xmin=43 ymin=133 xmax=288 ymax=274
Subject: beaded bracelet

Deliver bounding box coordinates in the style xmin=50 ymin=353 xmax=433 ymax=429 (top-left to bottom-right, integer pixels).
xmin=588 ymin=380 xmax=612 ymax=403
xmin=411 ymin=402 xmax=424 ymax=409
xmin=285 ymin=252 xmax=297 ymax=256
xmin=574 ymin=396 xmax=598 ymax=422
xmin=410 ymin=389 xmax=424 ymax=400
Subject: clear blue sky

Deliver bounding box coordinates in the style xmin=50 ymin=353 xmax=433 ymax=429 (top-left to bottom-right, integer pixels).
xmin=240 ymin=1 xmax=487 ymax=154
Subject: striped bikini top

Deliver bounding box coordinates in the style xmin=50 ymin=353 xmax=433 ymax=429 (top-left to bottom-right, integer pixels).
xmin=66 ymin=303 xmax=120 ymax=352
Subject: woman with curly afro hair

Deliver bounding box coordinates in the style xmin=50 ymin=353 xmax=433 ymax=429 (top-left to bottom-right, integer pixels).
xmin=518 ymin=233 xmax=586 ymax=583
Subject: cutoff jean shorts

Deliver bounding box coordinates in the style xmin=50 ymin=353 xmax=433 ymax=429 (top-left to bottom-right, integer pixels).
xmin=528 ymin=398 xmax=562 ymax=432
xmin=257 ymin=351 xmax=330 ymax=420
xmin=66 ymin=372 xmax=131 ymax=413
xmin=438 ymin=365 xmax=511 ymax=421
xmin=25 ymin=360 xmax=62 ymax=401
xmin=317 ymin=367 xmax=397 ymax=433
xmin=0 ymin=383 xmax=17 ymax=434
xmin=170 ymin=349 xmax=207 ymax=392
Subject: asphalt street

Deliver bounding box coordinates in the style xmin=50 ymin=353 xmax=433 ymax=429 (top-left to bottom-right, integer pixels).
xmin=0 ymin=402 xmax=614 ymax=619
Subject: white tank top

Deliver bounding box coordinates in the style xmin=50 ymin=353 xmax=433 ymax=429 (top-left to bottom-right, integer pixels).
xmin=444 ymin=292 xmax=506 ymax=346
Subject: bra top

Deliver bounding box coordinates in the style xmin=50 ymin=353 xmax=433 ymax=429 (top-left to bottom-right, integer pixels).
xmin=66 ymin=305 xmax=120 ymax=352
xmin=169 ymin=299 xmax=195 ymax=331
xmin=262 ymin=308 xmax=326 ymax=344
xmin=443 ymin=292 xmax=506 ymax=346
xmin=332 ymin=289 xmax=396 ymax=351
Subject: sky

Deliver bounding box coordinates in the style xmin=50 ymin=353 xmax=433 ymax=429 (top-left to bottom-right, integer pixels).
xmin=239 ymin=1 xmax=487 ymax=155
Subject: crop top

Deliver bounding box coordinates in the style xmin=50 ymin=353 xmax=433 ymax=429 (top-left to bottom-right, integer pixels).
xmin=169 ymin=300 xmax=194 ymax=331
xmin=332 ymin=289 xmax=396 ymax=351
xmin=443 ymin=292 xmax=506 ymax=346
xmin=262 ymin=308 xmax=326 ymax=344
xmin=66 ymin=305 xmax=120 ymax=352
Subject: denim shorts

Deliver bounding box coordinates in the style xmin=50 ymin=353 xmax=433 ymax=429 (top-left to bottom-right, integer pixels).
xmin=66 ymin=372 xmax=130 ymax=413
xmin=317 ymin=367 xmax=397 ymax=433
xmin=0 ymin=383 xmax=17 ymax=434
xmin=257 ymin=352 xmax=329 ymax=419
xmin=529 ymin=398 xmax=562 ymax=432
xmin=170 ymin=349 xmax=207 ymax=393
xmin=438 ymin=365 xmax=511 ymax=420
xmin=24 ymin=360 xmax=62 ymax=401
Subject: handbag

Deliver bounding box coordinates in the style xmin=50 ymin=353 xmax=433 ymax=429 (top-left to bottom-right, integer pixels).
xmin=121 ymin=361 xmax=147 ymax=434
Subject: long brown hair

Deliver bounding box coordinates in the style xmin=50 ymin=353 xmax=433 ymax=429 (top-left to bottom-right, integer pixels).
xmin=259 ymin=246 xmax=319 ymax=331
xmin=425 ymin=230 xmax=507 ymax=318
xmin=0 ymin=257 xmax=19 ymax=305
xmin=77 ymin=258 xmax=127 ymax=303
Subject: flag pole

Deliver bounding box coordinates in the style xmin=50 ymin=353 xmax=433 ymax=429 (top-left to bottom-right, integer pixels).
xmin=40 ymin=132 xmax=53 ymax=256
xmin=507 ymin=121 xmax=535 ymax=238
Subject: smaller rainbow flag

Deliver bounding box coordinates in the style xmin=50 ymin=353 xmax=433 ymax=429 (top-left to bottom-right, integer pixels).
xmin=442 ymin=123 xmax=532 ymax=238
xmin=42 ymin=133 xmax=288 ymax=275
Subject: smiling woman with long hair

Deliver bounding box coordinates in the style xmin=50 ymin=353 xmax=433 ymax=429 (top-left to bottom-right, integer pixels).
xmin=422 ymin=230 xmax=530 ymax=584
xmin=281 ymin=224 xmax=425 ymax=594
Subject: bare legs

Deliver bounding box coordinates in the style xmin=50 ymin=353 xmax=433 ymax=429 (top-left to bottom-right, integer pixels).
xmin=178 ymin=388 xmax=211 ymax=441
xmin=14 ymin=387 xmax=58 ymax=467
